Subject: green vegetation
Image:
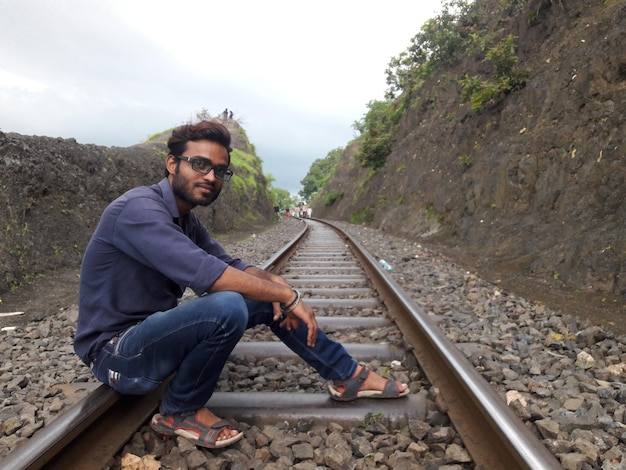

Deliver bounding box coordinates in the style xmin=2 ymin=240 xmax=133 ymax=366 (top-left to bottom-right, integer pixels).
xmin=375 ymin=195 xmax=388 ymax=210
xmin=349 ymin=208 xmax=373 ymax=224
xmin=457 ymin=155 xmax=474 ymax=168
xmin=363 ymin=412 xmax=385 ymax=427
xmin=323 ymin=191 xmax=344 ymax=207
xmin=299 ymin=147 xmax=343 ymax=201
xmin=385 ymin=0 xmax=487 ymax=99
xmin=384 ymin=0 xmax=533 ymax=97
xmin=459 ymin=35 xmax=531 ymax=111
xmin=228 ymin=148 xmax=293 ymax=220
xmin=426 ymin=204 xmax=444 ymax=223
xmin=266 ymin=177 xmax=298 ymax=211
xmin=230 ymin=148 xmax=258 ymax=175
xmin=4 ymin=220 xmax=34 ymax=292
xmin=228 ymin=148 xmax=262 ymax=202
xmin=352 ymin=100 xmax=405 ymax=170
xmin=144 ymin=129 xmax=173 ymax=143
xmin=350 ymin=169 xmax=378 ymax=208
xmin=347 ymin=0 xmax=535 ymax=173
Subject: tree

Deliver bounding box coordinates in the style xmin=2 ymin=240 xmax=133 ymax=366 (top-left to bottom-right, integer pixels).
xmin=271 ymin=187 xmax=296 ymax=211
xmin=264 ymin=173 xmax=297 ymax=211
xmin=299 ymin=147 xmax=343 ymax=202
xmin=195 ymin=107 xmax=213 ymax=122
xmin=352 ymin=100 xmax=401 ymax=170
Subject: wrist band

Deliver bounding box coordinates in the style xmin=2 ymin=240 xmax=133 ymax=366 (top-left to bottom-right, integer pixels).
xmin=280 ymin=288 xmax=300 ymax=313
xmin=280 ymin=288 xmax=301 ymax=314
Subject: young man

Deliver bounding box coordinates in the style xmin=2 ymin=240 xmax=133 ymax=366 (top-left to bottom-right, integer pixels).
xmin=74 ymin=121 xmax=408 ymax=449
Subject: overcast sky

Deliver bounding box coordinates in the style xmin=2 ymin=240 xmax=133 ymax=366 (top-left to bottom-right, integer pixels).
xmin=1 ymin=0 xmax=443 ymax=195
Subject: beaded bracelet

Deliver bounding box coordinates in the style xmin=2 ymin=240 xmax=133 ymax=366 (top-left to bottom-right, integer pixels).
xmin=280 ymin=288 xmax=301 ymax=314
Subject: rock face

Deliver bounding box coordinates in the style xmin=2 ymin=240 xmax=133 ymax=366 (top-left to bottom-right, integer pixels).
xmin=315 ymin=0 xmax=626 ymax=301
xmin=0 ymin=120 xmax=275 ymax=296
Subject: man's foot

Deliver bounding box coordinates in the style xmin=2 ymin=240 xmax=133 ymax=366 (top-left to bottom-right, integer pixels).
xmin=151 ymin=407 xmax=243 ymax=449
xmin=328 ymin=364 xmax=409 ymax=401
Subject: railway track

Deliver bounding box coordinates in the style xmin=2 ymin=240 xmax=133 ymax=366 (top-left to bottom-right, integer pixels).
xmin=1 ymin=219 xmax=562 ymax=469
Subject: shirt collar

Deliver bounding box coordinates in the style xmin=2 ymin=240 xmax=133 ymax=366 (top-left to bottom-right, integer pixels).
xmin=158 ymin=178 xmax=181 ymax=220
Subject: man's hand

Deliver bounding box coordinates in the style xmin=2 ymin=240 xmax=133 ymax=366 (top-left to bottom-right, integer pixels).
xmin=216 ymin=266 xmax=317 ymax=346
xmin=277 ymin=312 xmax=300 ymax=331
xmin=273 ymin=300 xmax=318 ymax=347
xmin=294 ymin=300 xmax=318 ymax=347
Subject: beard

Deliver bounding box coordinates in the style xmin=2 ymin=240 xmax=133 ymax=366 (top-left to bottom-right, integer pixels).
xmin=171 ymin=169 xmax=221 ymax=207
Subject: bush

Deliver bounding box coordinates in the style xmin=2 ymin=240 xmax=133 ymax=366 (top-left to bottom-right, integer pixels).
xmin=324 ymin=192 xmax=344 ymax=207
xmin=353 ymin=100 xmax=404 ymax=170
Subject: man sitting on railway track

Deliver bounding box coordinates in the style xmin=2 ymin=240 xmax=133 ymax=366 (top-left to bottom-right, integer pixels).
xmin=73 ymin=120 xmax=409 ymax=450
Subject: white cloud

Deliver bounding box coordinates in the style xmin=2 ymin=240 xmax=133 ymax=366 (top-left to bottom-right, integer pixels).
xmin=0 ymin=0 xmax=443 ymax=194
xmin=0 ymin=70 xmax=49 ymax=93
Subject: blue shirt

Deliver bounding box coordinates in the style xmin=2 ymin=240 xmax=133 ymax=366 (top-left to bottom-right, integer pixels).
xmin=74 ymin=178 xmax=250 ymax=364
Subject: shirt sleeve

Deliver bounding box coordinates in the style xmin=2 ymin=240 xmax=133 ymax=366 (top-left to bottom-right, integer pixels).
xmin=111 ymin=196 xmax=236 ymax=295
xmin=187 ymin=212 xmax=251 ymax=272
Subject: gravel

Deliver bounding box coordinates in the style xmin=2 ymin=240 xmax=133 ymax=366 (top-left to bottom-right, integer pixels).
xmin=1 ymin=216 xmax=625 ymax=470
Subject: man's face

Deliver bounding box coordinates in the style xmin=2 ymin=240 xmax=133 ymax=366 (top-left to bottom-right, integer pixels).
xmin=167 ymin=139 xmax=230 ymax=213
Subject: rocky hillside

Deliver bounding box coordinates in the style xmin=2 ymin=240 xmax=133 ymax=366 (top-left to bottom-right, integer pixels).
xmin=314 ymin=0 xmax=625 ymax=309
xmin=0 ymin=121 xmax=275 ymax=296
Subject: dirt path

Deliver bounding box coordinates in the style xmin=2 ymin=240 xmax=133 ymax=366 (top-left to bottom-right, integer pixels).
xmin=0 ymin=268 xmax=80 ymax=329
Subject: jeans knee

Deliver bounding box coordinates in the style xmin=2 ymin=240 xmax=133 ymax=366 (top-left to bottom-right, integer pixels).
xmin=200 ymin=291 xmax=247 ymax=337
xmin=225 ymin=295 xmax=247 ymax=335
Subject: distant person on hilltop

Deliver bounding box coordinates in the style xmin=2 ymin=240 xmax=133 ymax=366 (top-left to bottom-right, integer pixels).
xmin=74 ymin=120 xmax=409 ymax=450
xmin=221 ymin=108 xmax=228 ymax=121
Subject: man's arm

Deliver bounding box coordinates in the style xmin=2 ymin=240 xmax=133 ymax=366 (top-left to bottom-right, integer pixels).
xmin=242 ymin=266 xmax=292 ymax=323
xmin=209 ymin=266 xmax=317 ymax=347
xmin=243 ymin=266 xmax=288 ymax=285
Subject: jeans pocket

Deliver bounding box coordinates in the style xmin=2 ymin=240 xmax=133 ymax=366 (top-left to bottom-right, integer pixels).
xmin=111 ymin=372 xmax=160 ymax=395
xmin=93 ymin=334 xmax=160 ymax=395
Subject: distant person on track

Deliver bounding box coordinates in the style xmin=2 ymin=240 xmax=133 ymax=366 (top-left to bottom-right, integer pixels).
xmin=73 ymin=120 xmax=408 ymax=450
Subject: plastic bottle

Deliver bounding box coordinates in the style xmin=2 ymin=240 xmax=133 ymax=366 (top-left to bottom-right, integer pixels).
xmin=379 ymin=259 xmax=393 ymax=272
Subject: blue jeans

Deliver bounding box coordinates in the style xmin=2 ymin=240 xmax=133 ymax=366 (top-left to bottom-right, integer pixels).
xmin=92 ymin=291 xmax=358 ymax=414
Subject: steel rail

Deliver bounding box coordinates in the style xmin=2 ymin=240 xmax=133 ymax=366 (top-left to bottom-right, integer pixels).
xmin=320 ymin=219 xmax=562 ymax=470
xmin=1 ymin=218 xmax=563 ymax=469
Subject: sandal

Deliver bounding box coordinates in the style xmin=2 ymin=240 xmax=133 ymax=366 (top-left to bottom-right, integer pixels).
xmin=328 ymin=365 xmax=409 ymax=401
xmin=151 ymin=410 xmax=243 ymax=449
